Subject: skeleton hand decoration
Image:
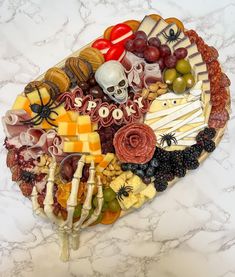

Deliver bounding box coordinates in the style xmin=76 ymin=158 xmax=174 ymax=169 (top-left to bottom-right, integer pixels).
xmin=95 ymin=61 xmax=129 ymax=104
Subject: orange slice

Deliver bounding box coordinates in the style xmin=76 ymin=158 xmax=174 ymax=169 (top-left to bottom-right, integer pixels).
xmin=165 ymin=17 xmax=185 ymax=31
xmin=100 ymin=209 xmax=121 ymax=225
xmin=123 ymin=19 xmax=140 ymax=31
xmin=149 ymin=14 xmax=162 ymax=22
xmin=103 ymin=25 xmax=114 ymax=40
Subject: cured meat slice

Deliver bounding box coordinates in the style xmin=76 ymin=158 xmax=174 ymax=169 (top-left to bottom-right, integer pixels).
xmin=220 ymin=73 xmax=231 ymax=88
xmin=208 ymin=108 xmax=229 ymax=129
xmin=113 ymin=123 xmax=156 ymax=164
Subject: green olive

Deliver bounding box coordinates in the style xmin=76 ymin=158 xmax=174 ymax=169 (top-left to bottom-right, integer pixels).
xmin=176 ymin=59 xmax=191 ymax=74
xmin=164 ymin=68 xmax=177 ymax=85
xmin=173 ymin=77 xmax=187 ymax=94
xmin=183 ymin=73 xmax=195 ymax=88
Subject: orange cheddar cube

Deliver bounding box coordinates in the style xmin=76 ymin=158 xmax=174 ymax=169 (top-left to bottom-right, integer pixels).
xmin=92 ymin=123 xmax=98 ymax=131
xmin=85 ymin=155 xmax=104 ymax=164
xmin=12 ymin=95 xmax=31 ymax=115
xmin=77 ymin=115 xmax=92 ymax=134
xmin=67 ymin=111 xmax=79 ymax=122
xmin=58 ymin=122 xmax=77 ymax=136
xmin=63 ymin=141 xmax=83 ymax=152
xmin=96 ymin=153 xmax=115 ymax=172
xmin=89 ymin=132 xmax=101 ymax=152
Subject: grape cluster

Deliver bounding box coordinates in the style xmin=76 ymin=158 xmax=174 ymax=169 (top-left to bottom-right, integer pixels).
xmin=124 ymin=30 xmax=188 ymax=70
xmin=121 ymin=127 xmax=216 ymax=192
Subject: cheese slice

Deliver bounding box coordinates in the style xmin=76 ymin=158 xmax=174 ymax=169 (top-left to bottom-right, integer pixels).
xmin=188 ymin=53 xmax=203 ymax=68
xmin=175 ymin=123 xmax=207 ymax=141
xmin=173 ymin=37 xmax=191 ymax=50
xmin=149 ymin=101 xmax=202 ymax=130
xmin=186 ymin=43 xmax=198 ymax=57
xmin=194 ymin=62 xmax=207 ymax=77
xmin=157 ymin=23 xmax=185 ymax=50
xmin=197 ymin=71 xmax=209 ymax=81
xmin=202 ymin=80 xmax=210 ymax=93
xmin=137 ymin=16 xmax=157 ymax=36
xmin=148 ymin=18 xmax=168 ymax=38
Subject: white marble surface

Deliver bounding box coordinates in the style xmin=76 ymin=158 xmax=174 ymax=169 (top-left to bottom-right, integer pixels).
xmin=0 ymin=0 xmax=235 ymax=276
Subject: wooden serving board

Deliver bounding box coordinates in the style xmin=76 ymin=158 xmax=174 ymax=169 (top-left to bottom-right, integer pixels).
xmin=31 ymin=37 xmax=230 ymax=219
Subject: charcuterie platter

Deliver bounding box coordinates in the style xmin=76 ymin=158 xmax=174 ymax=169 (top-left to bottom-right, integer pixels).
xmin=2 ymin=14 xmax=231 ymax=261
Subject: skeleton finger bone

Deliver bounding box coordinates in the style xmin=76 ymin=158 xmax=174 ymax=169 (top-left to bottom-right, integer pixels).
xmin=82 ymin=175 xmax=103 ymax=228
xmin=31 ymin=186 xmax=46 ymax=218
xmin=72 ymin=161 xmax=96 ymax=249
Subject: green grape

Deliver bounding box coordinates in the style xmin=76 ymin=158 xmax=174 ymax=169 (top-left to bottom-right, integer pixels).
xmin=93 ymin=196 xmax=98 ymax=208
xmin=102 ymin=202 xmax=109 ymax=212
xmin=73 ymin=203 xmax=82 ymax=218
xmin=108 ymin=199 xmax=121 ymax=212
xmin=103 ymin=188 xmax=116 ymax=202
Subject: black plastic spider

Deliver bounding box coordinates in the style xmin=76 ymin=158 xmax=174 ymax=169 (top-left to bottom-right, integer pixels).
xmin=162 ymin=27 xmax=181 ymax=44
xmin=20 ymin=170 xmax=36 ymax=184
xmin=116 ymin=184 xmax=133 ymax=201
xmin=160 ymin=133 xmax=178 ymax=147
xmin=21 ymin=86 xmax=61 ymax=127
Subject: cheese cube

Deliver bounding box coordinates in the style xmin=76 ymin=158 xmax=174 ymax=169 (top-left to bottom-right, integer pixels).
xmin=197 ymin=71 xmax=209 ymax=81
xmin=85 ymin=155 xmax=104 ymax=164
xmin=194 ymin=62 xmax=207 ymax=77
xmin=82 ymin=141 xmax=90 ymax=153
xmin=92 ymin=123 xmax=98 ymax=131
xmin=63 ymin=141 xmax=83 ymax=152
xmin=89 ymin=132 xmax=101 ymax=152
xmin=173 ymin=37 xmax=191 ymax=50
xmin=188 ymin=53 xmax=203 ymax=68
xmin=26 ymin=87 xmax=50 ymax=105
xmin=77 ymin=115 xmax=92 ymax=133
xmin=58 ymin=122 xmax=78 ymax=136
xmin=12 ymin=95 xmax=31 ymax=114
xmin=54 ymin=106 xmax=71 ymax=124
xmin=140 ymin=183 xmax=157 ymax=199
xmin=67 ymin=111 xmax=79 ymax=122
xmin=96 ymin=153 xmax=114 ymax=172
xmin=77 ymin=133 xmax=90 ymax=141
xmin=127 ymin=175 xmax=146 ymax=194
xmin=133 ymin=194 xmax=146 ymax=209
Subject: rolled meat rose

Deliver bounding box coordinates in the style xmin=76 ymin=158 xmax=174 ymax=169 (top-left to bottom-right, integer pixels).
xmin=113 ymin=123 xmax=156 ymax=164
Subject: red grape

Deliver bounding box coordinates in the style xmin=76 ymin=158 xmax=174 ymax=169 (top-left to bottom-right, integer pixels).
xmin=174 ymin=47 xmax=188 ymax=59
xmin=158 ymin=57 xmax=165 ymax=71
xmin=148 ymin=37 xmax=161 ymax=48
xmin=133 ymin=38 xmax=147 ymax=53
xmin=133 ymin=51 xmax=144 ymax=58
xmin=164 ymin=55 xmax=177 ymax=68
xmin=144 ymin=46 xmax=160 ymax=63
xmin=159 ymin=44 xmax=171 ymax=58
xmin=124 ymin=39 xmax=135 ymax=52
xmin=135 ymin=30 xmax=147 ymax=41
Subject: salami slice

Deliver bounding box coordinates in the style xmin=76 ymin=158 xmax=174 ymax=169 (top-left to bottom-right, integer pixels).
xmin=220 ymin=73 xmax=231 ymax=88
xmin=208 ymin=108 xmax=229 ymax=129
xmin=113 ymin=123 xmax=156 ymax=164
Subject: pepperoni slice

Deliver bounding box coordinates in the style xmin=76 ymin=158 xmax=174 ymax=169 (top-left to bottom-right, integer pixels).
xmin=208 ymin=108 xmax=229 ymax=129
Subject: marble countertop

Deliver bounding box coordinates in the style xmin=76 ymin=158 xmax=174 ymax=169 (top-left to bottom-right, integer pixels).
xmin=0 ymin=0 xmax=235 ymax=276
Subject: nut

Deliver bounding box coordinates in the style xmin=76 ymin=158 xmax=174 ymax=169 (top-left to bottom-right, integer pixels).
xmin=157 ymin=88 xmax=168 ymax=95
xmin=147 ymin=92 xmax=157 ymax=100
xmin=37 ymin=156 xmax=46 ymax=167
xmin=109 ymin=164 xmax=115 ymax=170
xmin=114 ymin=164 xmax=121 ymax=171
xmin=157 ymin=82 xmax=168 ymax=89
xmin=149 ymin=83 xmax=159 ymax=92
xmin=141 ymin=88 xmax=149 ymax=98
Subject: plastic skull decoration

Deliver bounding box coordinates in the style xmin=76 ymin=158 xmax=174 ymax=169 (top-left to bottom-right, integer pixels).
xmin=95 ymin=61 xmax=128 ymax=104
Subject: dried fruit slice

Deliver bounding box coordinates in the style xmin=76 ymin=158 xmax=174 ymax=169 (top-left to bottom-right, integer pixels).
xmin=123 ymin=19 xmax=140 ymax=31
xmin=100 ymin=209 xmax=121 ymax=225
xmin=103 ymin=25 xmax=114 ymax=40
xmin=149 ymin=14 xmax=162 ymax=22
xmin=165 ymin=17 xmax=184 ymax=30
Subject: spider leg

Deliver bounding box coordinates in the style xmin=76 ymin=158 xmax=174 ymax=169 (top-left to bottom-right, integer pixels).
xmin=20 ymin=114 xmax=41 ymax=124
xmin=45 ymin=118 xmax=58 ymax=128
xmin=36 ymin=86 xmax=45 ymax=107
xmin=162 ymin=32 xmax=168 ymax=40
xmin=31 ymin=118 xmax=44 ymax=126
xmin=47 ymin=115 xmax=56 ymax=121
xmin=50 ymin=102 xmax=62 ymax=110
xmin=50 ymin=110 xmax=59 ymax=116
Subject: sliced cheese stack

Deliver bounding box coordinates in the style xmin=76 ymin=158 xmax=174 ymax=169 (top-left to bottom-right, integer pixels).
xmin=58 ymin=115 xmax=102 ymax=155
xmin=96 ymin=153 xmax=115 ymax=173
xmin=144 ymin=90 xmax=207 ymax=150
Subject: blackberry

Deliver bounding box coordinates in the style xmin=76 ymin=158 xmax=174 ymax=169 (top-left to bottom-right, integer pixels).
xmin=170 ymin=150 xmax=184 ymax=163
xmin=134 ymin=169 xmax=145 ymax=178
xmin=154 ymin=147 xmax=170 ymax=162
xmin=173 ymin=166 xmax=186 ymax=178
xmin=196 ymin=130 xmax=205 ymax=143
xmin=183 ymin=147 xmax=197 ymax=160
xmin=184 ymin=158 xmax=199 ymax=170
xmin=190 ymin=144 xmax=204 ymax=158
xmin=154 ymin=171 xmax=167 ymax=182
xmin=204 ymin=140 xmax=216 ymax=153
xmin=154 ymin=180 xmax=168 ymax=192
xmin=204 ymin=127 xmax=216 ymax=139
xmin=164 ymin=172 xmax=175 ymax=182
xmin=157 ymin=162 xmax=171 ymax=173
xmin=146 ymin=166 xmax=156 ymax=177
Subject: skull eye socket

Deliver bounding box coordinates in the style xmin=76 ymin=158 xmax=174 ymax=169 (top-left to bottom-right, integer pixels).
xmin=118 ymin=80 xmax=126 ymax=87
xmin=107 ymin=86 xmax=115 ymax=93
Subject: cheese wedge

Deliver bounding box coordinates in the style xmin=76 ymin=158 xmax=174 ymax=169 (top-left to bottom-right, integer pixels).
xmin=188 ymin=53 xmax=203 ymax=68
xmin=137 ymin=16 xmax=157 ymax=36
xmin=173 ymin=37 xmax=191 ymax=50
xmin=148 ymin=18 xmax=168 ymax=38
xmin=12 ymin=95 xmax=31 ymax=114
xmin=186 ymin=43 xmax=198 ymax=57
